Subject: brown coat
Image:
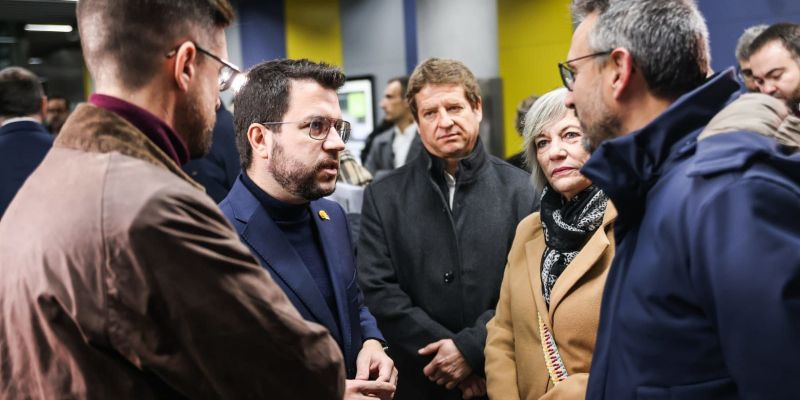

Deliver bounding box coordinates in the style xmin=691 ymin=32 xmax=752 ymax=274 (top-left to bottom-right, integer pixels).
xmin=0 ymin=104 xmax=345 ymax=399
xmin=485 ymin=203 xmax=617 ymax=400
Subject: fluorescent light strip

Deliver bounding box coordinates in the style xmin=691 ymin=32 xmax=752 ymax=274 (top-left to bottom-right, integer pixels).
xmin=24 ymin=24 xmax=73 ymax=33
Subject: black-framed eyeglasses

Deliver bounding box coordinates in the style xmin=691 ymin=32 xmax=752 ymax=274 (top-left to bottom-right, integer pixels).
xmin=558 ymin=51 xmax=611 ymax=91
xmin=260 ymin=116 xmax=351 ymax=143
xmin=166 ymin=42 xmax=241 ymax=92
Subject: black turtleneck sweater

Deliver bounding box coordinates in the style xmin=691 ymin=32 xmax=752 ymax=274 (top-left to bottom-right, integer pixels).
xmin=240 ymin=173 xmax=340 ymax=332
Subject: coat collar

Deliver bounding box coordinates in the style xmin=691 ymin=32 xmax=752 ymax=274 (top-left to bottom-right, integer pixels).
xmin=418 ymin=138 xmax=488 ymax=185
xmin=525 ymin=202 xmax=617 ymax=328
xmin=0 ymin=120 xmax=49 ymax=136
xmin=54 ymin=103 xmax=202 ymax=190
xmin=225 ymin=177 xmax=348 ymax=348
xmin=581 ymin=69 xmax=740 ymax=225
xmin=89 ymin=94 xmax=190 ymax=165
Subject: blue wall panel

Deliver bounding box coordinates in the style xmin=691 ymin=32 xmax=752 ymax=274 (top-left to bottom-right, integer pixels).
xmin=403 ymin=0 xmax=418 ymax=74
xmin=237 ymin=0 xmax=287 ymax=69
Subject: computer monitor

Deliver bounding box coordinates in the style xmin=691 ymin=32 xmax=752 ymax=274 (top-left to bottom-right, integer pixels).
xmin=337 ymin=75 xmax=375 ymax=160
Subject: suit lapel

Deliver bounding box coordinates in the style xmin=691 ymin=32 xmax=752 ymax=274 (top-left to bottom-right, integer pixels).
xmin=230 ymin=182 xmax=343 ymax=345
xmin=309 ymin=201 xmax=352 ymax=362
xmin=548 ymin=203 xmax=617 ymax=319
xmin=525 ymin=217 xmax=552 ymax=331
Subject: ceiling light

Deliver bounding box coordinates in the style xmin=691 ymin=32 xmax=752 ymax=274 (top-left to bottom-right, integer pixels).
xmin=28 ymin=58 xmax=43 ymax=65
xmin=24 ymin=24 xmax=73 ymax=33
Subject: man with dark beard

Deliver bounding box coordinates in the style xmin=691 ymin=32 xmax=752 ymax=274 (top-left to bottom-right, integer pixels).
xmin=749 ymin=23 xmax=800 ymax=116
xmin=220 ymin=59 xmax=398 ymax=400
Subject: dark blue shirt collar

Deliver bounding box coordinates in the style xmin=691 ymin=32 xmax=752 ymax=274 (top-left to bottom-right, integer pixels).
xmin=239 ymin=172 xmax=309 ymax=223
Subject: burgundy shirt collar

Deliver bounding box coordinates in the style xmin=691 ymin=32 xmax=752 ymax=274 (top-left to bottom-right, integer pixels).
xmin=89 ymin=94 xmax=190 ymax=165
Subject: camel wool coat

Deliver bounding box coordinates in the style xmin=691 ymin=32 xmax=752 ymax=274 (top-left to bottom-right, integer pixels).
xmin=485 ymin=202 xmax=616 ymax=400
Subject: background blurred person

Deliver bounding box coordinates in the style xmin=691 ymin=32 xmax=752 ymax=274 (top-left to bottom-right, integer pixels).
xmin=749 ymin=22 xmax=800 ymax=115
xmin=0 ymin=66 xmax=53 ymax=219
xmin=505 ymin=93 xmax=540 ymax=172
xmin=44 ymin=94 xmax=70 ymax=135
xmin=734 ymin=24 xmax=768 ymax=92
xmin=0 ymin=0 xmax=345 ymax=398
xmin=364 ymin=76 xmax=422 ymax=179
xmin=485 ymin=88 xmax=616 ymax=400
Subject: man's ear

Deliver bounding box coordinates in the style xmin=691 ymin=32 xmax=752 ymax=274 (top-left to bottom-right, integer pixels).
xmin=172 ymin=42 xmax=197 ymax=93
xmin=248 ymin=123 xmax=272 ymax=162
xmin=473 ymin=97 xmax=483 ymax=123
xmin=608 ymin=48 xmax=636 ymax=99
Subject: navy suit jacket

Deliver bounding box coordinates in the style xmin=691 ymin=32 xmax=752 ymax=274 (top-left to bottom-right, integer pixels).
xmin=219 ymin=177 xmax=383 ymax=378
xmin=0 ymin=120 xmax=53 ymax=218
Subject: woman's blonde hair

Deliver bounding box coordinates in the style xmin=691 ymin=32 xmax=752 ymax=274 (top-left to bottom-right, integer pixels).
xmin=522 ymin=87 xmax=570 ymax=198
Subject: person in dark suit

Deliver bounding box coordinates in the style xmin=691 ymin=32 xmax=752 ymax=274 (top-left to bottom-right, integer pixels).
xmin=219 ymin=59 xmax=397 ymax=400
xmin=182 ymin=102 xmax=240 ymax=202
xmin=357 ymin=58 xmax=535 ymax=400
xmin=0 ymin=66 xmax=53 ymax=219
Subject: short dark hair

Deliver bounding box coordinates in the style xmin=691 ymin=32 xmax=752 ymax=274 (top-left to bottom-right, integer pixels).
xmin=388 ymin=76 xmax=409 ymax=97
xmin=0 ymin=67 xmax=44 ymax=118
xmin=233 ymin=59 xmax=346 ymax=170
xmin=750 ymin=23 xmax=800 ymax=62
xmin=406 ymin=58 xmax=481 ymax=121
xmin=76 ymin=0 xmax=234 ymax=90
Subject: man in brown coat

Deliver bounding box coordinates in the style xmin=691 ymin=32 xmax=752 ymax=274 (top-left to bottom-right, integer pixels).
xmin=0 ymin=1 xmax=345 ymax=398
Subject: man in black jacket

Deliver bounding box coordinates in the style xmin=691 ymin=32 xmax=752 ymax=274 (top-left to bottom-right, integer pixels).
xmin=357 ymin=58 xmax=535 ymax=400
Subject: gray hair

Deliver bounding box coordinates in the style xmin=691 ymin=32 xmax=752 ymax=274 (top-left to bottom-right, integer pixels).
xmin=570 ymin=0 xmax=609 ymax=27
xmin=735 ymin=24 xmax=768 ymax=62
xmin=580 ymin=0 xmax=711 ymax=100
xmin=522 ymin=88 xmax=569 ymax=199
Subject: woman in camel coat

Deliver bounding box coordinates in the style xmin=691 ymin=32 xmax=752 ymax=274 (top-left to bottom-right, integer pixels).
xmin=485 ymin=88 xmax=616 ymax=400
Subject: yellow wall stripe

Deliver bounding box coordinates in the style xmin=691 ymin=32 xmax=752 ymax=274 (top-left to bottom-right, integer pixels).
xmin=284 ymin=0 xmax=344 ymax=67
xmin=498 ymin=0 xmax=572 ymax=158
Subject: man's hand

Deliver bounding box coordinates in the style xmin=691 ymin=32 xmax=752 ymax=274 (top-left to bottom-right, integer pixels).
xmin=356 ymin=339 xmax=398 ymax=386
xmin=418 ymin=339 xmax=472 ymax=389
xmin=457 ymin=374 xmax=486 ymax=399
xmin=344 ymin=379 xmax=396 ymax=400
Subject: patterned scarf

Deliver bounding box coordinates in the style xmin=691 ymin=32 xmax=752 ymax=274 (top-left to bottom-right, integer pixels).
xmin=539 ymin=185 xmax=608 ymax=306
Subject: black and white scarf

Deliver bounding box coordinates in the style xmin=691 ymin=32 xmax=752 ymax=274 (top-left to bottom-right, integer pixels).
xmin=539 ymin=185 xmax=608 ymax=306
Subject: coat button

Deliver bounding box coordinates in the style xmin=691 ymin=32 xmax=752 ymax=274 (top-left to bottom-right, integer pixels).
xmin=443 ymin=271 xmax=454 ymax=283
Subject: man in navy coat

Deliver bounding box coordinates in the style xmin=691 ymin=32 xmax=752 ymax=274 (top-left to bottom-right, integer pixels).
xmin=566 ymin=0 xmax=800 ymax=399
xmin=219 ymin=59 xmax=397 ymax=400
xmin=0 ymin=67 xmax=53 ymax=219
